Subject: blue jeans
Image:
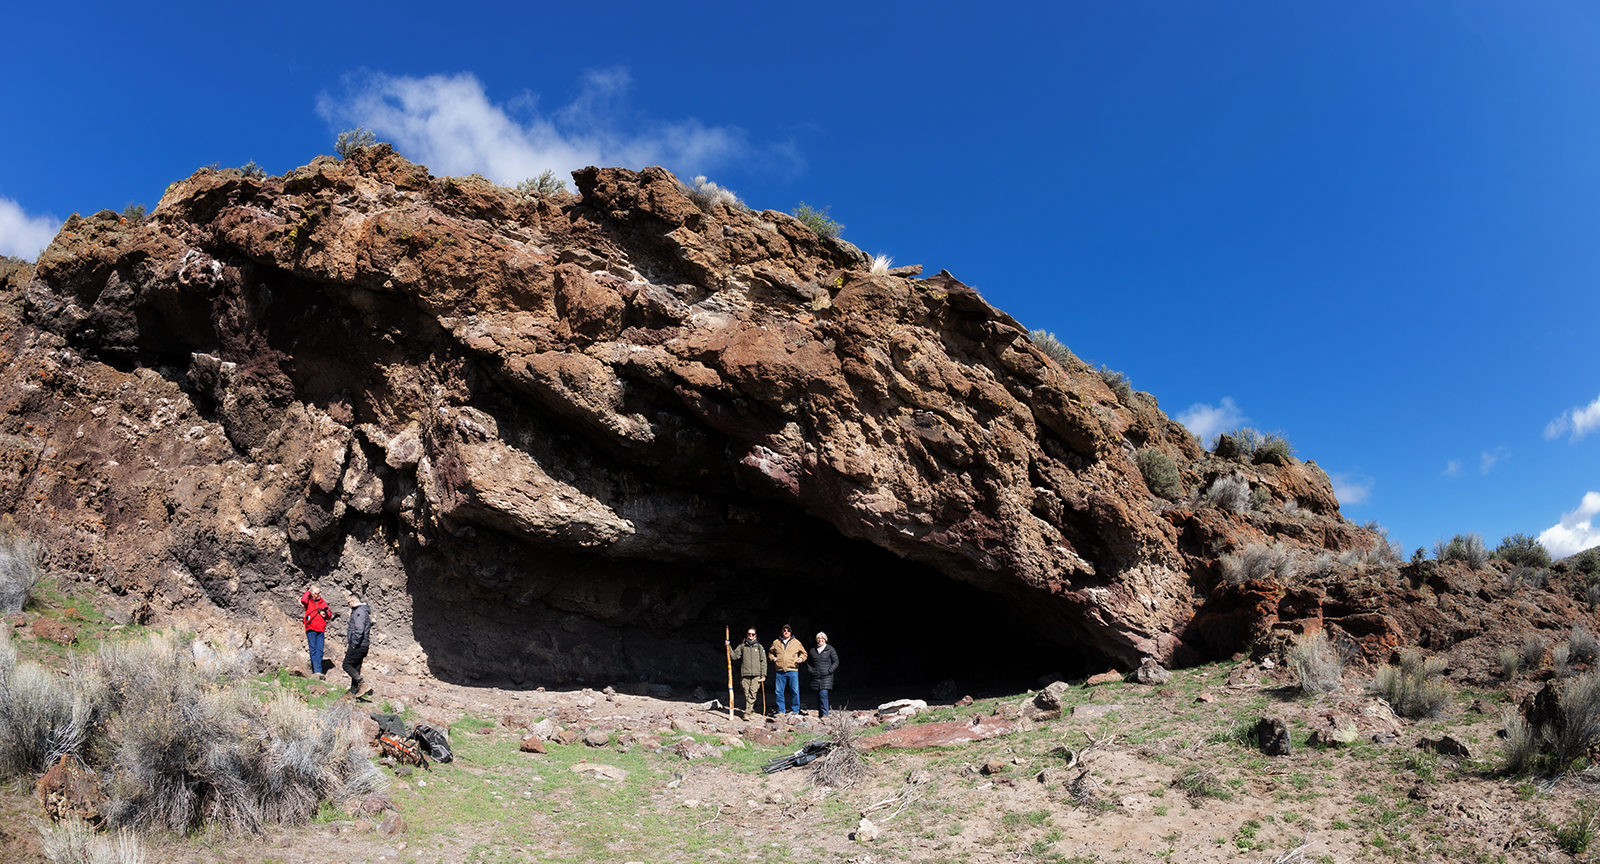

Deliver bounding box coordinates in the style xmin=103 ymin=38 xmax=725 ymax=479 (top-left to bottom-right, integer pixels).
xmin=816 ymin=689 xmax=830 ymax=717
xmin=306 ymin=630 xmax=324 ymax=674
xmin=775 ymin=670 xmax=799 ymax=713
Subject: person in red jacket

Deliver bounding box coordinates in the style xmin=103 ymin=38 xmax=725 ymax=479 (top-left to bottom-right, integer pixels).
xmin=299 ymin=584 xmax=333 ymax=678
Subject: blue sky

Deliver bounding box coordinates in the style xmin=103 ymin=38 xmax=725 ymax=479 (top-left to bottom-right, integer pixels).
xmin=3 ymin=2 xmax=1598 ymax=557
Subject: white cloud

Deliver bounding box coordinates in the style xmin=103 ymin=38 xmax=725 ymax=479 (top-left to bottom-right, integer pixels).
xmin=1546 ymin=394 xmax=1600 ymax=442
xmin=317 ymin=69 xmax=789 ymax=186
xmin=1443 ymin=460 xmax=1461 ymax=477
xmin=1176 ymin=397 xmax=1246 ymax=446
xmin=1330 ymin=473 xmax=1373 ymax=506
xmin=1538 ymin=491 xmax=1600 ymax=559
xmin=1479 ymin=446 xmax=1509 ymax=475
xmin=0 ymin=197 xmax=61 ymax=259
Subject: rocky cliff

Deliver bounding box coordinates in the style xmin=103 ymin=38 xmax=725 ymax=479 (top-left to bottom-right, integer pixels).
xmin=0 ymin=147 xmax=1396 ymax=687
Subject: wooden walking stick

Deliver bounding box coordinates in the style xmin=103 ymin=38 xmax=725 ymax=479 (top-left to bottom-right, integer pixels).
xmin=725 ymin=626 xmax=734 ymax=721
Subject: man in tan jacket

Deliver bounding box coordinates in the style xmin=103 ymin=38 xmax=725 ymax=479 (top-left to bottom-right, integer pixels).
xmin=768 ymin=624 xmax=808 ymax=715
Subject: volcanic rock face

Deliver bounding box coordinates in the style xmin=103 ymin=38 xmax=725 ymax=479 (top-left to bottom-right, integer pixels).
xmin=0 ymin=148 xmax=1368 ymax=686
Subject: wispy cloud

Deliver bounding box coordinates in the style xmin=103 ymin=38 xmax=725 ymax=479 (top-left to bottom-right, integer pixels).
xmin=1538 ymin=491 xmax=1600 ymax=559
xmin=317 ymin=69 xmax=797 ymax=186
xmin=0 ymin=196 xmax=61 ymax=259
xmin=1176 ymin=397 xmax=1245 ymax=446
xmin=1479 ymin=446 xmax=1509 ymax=475
xmin=1331 ymin=472 xmax=1373 ymax=506
xmin=1443 ymin=460 xmax=1462 ymax=477
xmin=1545 ymin=394 xmax=1600 ymax=442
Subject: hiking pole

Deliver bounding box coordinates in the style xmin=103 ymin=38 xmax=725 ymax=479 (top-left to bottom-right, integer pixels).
xmin=724 ymin=626 xmax=734 ymax=722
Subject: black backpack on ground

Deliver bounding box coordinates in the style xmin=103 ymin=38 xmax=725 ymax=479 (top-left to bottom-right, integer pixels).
xmin=410 ymin=723 xmax=453 ymax=763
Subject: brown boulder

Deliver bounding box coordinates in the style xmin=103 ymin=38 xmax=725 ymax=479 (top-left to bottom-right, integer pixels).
xmin=36 ymin=756 xmax=103 ymax=823
xmin=31 ymin=618 xmax=76 ymax=646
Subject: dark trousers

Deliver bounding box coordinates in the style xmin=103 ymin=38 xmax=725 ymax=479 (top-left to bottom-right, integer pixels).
xmin=343 ymin=645 xmax=368 ymax=684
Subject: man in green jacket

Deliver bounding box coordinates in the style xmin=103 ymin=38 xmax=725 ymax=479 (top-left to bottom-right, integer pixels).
xmin=727 ymin=627 xmax=768 ymax=719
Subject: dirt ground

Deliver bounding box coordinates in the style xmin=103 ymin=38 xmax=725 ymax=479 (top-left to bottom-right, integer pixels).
xmin=11 ymin=640 xmax=1600 ymax=864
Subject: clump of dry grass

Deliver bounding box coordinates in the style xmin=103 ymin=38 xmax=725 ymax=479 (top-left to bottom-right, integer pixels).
xmin=1501 ymin=708 xmax=1539 ymax=775
xmin=1520 ymin=635 xmax=1548 ymax=670
xmin=1372 ymin=650 xmax=1451 ymax=719
xmin=1221 ymin=543 xmax=1297 ymax=586
xmin=811 ymin=712 xmax=868 ymax=790
xmin=1287 ymin=631 xmax=1342 ymax=694
xmin=1499 ymin=647 xmax=1522 ymax=681
xmin=1570 ymin=626 xmax=1600 ymax=665
xmin=1173 ymin=766 xmax=1231 ymax=802
xmin=0 ymin=634 xmax=100 ymax=778
xmin=37 ymin=816 xmax=147 ymax=864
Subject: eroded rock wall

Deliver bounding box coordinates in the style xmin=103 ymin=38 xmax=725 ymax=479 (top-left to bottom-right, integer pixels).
xmin=0 ymin=148 xmax=1377 ymax=686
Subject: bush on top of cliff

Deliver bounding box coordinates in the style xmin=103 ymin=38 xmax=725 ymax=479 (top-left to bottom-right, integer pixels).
xmin=0 ymin=630 xmax=382 ymax=835
xmin=1028 ymin=330 xmax=1073 ymax=368
xmin=687 ymin=175 xmax=743 ymax=212
xmin=1434 ymin=533 xmax=1488 ymax=568
xmin=335 ymin=127 xmax=378 ymax=159
xmin=1213 ymin=427 xmax=1294 ymax=465
xmin=793 ymin=202 xmax=843 ymax=238
xmin=515 ymin=169 xmax=567 ymax=196
xmin=1494 ymin=533 xmax=1551 ymax=569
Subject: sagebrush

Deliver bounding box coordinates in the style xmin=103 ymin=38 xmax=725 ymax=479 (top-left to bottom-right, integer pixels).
xmin=1203 ymin=473 xmax=1251 ymax=514
xmin=1221 ymin=543 xmax=1297 ymax=586
xmin=515 ymin=169 xmax=566 ymax=196
xmin=0 ymin=525 xmax=41 ymax=613
xmin=0 ymin=631 xmax=382 ymax=835
xmin=793 ymin=202 xmax=842 ymax=238
xmin=335 ymin=127 xmax=377 ymax=159
xmin=1028 ymin=330 xmax=1073 ymax=367
xmin=687 ymin=175 xmax=742 ymax=212
xmin=1434 ymin=533 xmax=1488 ymax=568
xmin=1373 ymin=650 xmax=1450 ymax=718
xmin=1135 ymin=449 xmax=1182 ymax=501
xmin=1287 ymin=631 xmax=1342 ymax=694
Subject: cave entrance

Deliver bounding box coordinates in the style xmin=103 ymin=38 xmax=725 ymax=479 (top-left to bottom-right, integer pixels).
xmin=408 ymin=519 xmax=1105 ymax=700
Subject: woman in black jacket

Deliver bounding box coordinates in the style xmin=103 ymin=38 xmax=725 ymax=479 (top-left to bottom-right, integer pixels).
xmin=805 ymin=631 xmax=839 ymax=717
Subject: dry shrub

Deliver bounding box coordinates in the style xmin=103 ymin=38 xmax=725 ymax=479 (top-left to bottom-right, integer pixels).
xmin=6 ymin=631 xmax=380 ymax=835
xmin=1499 ymin=647 xmax=1521 ymax=681
xmin=1372 ymin=650 xmax=1450 ymax=719
xmin=1555 ymin=644 xmax=1573 ymax=678
xmin=811 ymin=712 xmax=868 ymax=790
xmin=1203 ymin=473 xmax=1251 ymax=514
xmin=1222 ymin=543 xmax=1297 ymax=586
xmin=1570 ymin=626 xmax=1600 ymax=665
xmin=1173 ymin=766 xmax=1230 ymax=802
xmin=37 ymin=817 xmax=146 ymax=864
xmin=1553 ymin=673 xmax=1600 ymax=769
xmin=1501 ymin=708 xmax=1538 ymax=775
xmin=1521 ymin=636 xmax=1548 ymax=669
xmin=0 ymin=525 xmax=42 ymax=613
xmin=1287 ymin=631 xmax=1342 ymax=694
xmin=686 ymin=175 xmax=742 ymax=212
xmin=0 ymin=635 xmax=101 ymax=778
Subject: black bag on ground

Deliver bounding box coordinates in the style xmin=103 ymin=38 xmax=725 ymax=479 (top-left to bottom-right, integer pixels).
xmin=410 ymin=722 xmax=453 ymax=763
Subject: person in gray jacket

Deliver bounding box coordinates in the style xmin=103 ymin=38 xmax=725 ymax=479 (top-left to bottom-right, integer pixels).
xmin=342 ymin=594 xmax=371 ymax=697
